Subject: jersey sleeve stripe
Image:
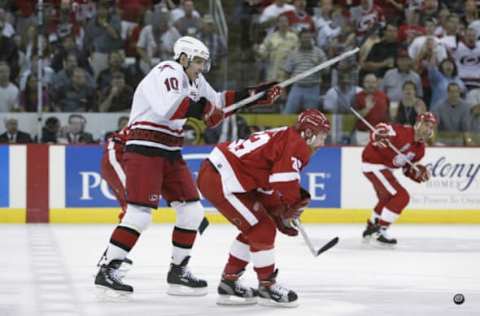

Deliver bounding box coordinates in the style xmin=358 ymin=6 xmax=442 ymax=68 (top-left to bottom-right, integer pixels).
xmin=269 ymin=172 xmax=300 ymax=183
xmin=169 ymin=97 xmax=192 ymax=120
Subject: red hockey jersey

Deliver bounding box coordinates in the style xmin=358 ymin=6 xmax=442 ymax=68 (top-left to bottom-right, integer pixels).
xmin=362 ymin=124 xmax=425 ymax=169
xmin=207 ymin=127 xmax=311 ymax=206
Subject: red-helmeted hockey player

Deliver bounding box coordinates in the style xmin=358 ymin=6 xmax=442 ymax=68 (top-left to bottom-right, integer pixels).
xmin=197 ymin=109 xmax=330 ymax=307
xmin=361 ymin=112 xmax=437 ymax=245
xmin=94 ymin=36 xmax=282 ymax=296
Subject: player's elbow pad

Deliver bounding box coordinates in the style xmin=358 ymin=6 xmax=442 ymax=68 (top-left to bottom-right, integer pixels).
xmin=171 ymin=97 xmax=209 ymax=120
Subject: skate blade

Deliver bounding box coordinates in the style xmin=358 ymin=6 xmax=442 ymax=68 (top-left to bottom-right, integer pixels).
xmin=217 ymin=295 xmax=257 ymax=305
xmin=258 ymin=297 xmax=299 ymax=308
xmin=372 ymin=240 xmax=397 ymax=248
xmin=95 ymin=285 xmax=133 ymax=302
xmin=167 ymin=284 xmax=208 ymax=296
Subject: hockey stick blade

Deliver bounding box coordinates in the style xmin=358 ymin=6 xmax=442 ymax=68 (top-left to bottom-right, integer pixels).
xmin=315 ymin=236 xmax=339 ymax=256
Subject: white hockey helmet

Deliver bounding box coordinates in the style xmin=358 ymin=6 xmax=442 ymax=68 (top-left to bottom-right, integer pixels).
xmin=173 ymin=36 xmax=211 ymax=72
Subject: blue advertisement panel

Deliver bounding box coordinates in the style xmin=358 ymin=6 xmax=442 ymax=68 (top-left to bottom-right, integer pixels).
xmin=64 ymin=145 xmax=341 ymax=208
xmin=0 ymin=146 xmax=8 ymax=207
xmin=301 ymin=147 xmax=341 ymax=208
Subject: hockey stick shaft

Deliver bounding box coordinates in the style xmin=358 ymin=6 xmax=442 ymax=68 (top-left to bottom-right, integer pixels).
xmin=223 ymin=47 xmax=360 ymax=114
xmin=293 ymin=219 xmax=339 ymax=257
xmin=348 ymin=106 xmax=419 ymax=171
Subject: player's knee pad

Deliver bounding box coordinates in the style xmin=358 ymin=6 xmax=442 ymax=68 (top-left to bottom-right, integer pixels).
xmin=245 ymin=216 xmax=276 ymax=250
xmin=171 ymin=200 xmax=204 ymax=230
xmin=120 ymin=204 xmax=152 ymax=233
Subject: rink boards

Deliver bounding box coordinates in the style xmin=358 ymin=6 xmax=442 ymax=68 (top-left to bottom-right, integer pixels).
xmin=0 ymin=144 xmax=479 ymax=223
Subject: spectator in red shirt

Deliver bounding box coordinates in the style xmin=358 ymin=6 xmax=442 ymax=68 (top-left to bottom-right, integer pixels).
xmin=353 ymin=73 xmax=390 ymax=145
xmin=281 ymin=0 xmax=315 ymax=33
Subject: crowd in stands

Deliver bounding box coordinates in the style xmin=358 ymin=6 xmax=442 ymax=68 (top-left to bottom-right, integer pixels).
xmin=0 ymin=0 xmax=478 ymax=145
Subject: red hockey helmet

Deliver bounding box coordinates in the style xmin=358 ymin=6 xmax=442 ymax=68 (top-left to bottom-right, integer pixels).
xmin=295 ymin=109 xmax=330 ymax=149
xmin=416 ymin=112 xmax=437 ymax=125
xmin=296 ymin=109 xmax=330 ymax=135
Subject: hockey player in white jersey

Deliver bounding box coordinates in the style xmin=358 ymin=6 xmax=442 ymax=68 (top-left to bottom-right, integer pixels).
xmin=94 ymin=36 xmax=282 ymax=296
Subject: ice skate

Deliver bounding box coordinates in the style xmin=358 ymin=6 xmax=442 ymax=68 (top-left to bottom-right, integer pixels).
xmin=95 ymin=259 xmax=133 ymax=298
xmin=258 ymin=270 xmax=298 ymax=308
xmin=217 ymin=270 xmax=258 ymax=305
xmin=374 ymin=226 xmax=397 ymax=246
xmin=167 ymin=256 xmax=208 ymax=296
xmin=362 ymin=219 xmax=380 ymax=243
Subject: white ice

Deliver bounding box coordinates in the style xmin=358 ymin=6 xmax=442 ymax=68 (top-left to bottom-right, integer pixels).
xmin=1 ymin=223 xmax=479 ymax=316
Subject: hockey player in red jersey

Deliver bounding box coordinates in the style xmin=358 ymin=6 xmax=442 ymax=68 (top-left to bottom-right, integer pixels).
xmin=197 ymin=109 xmax=330 ymax=307
xmin=94 ymin=36 xmax=282 ymax=296
xmin=361 ymin=112 xmax=437 ymax=245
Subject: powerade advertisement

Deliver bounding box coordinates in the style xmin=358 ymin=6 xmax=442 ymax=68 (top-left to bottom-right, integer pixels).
xmin=64 ymin=146 xmax=342 ymax=208
xmin=0 ymin=146 xmax=8 ymax=207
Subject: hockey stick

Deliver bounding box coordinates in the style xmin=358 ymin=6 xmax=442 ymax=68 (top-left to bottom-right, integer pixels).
xmin=292 ymin=219 xmax=339 ymax=257
xmin=348 ymin=106 xmax=420 ymax=172
xmin=223 ymin=47 xmax=359 ymax=115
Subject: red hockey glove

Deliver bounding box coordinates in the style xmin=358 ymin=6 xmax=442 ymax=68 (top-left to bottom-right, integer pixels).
xmin=272 ymin=214 xmax=298 ymax=236
xmin=255 ymin=84 xmax=283 ymax=106
xmin=202 ymin=100 xmax=224 ymax=128
xmin=370 ymin=123 xmax=396 ymax=148
xmin=283 ymin=187 xmax=311 ymax=219
xmin=403 ymin=164 xmax=430 ymax=183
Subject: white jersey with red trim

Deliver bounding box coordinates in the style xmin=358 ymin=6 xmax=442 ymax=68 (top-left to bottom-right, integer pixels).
xmin=208 ymin=127 xmax=311 ymax=206
xmin=127 ymin=60 xmax=226 ymax=151
xmin=452 ymin=40 xmax=480 ymax=88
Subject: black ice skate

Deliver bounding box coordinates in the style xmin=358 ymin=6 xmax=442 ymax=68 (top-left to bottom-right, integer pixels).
xmin=96 ymin=249 xmax=133 ymax=279
xmin=167 ymin=256 xmax=208 ymax=296
xmin=217 ymin=270 xmax=258 ymax=305
xmin=258 ymin=269 xmax=299 ymax=308
xmin=95 ymin=259 xmax=133 ymax=296
xmin=362 ymin=219 xmax=380 ymax=243
xmin=375 ymin=226 xmax=397 ymax=246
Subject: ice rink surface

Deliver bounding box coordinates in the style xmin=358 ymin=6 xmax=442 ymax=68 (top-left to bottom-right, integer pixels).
xmin=1 ymin=223 xmax=479 ymax=316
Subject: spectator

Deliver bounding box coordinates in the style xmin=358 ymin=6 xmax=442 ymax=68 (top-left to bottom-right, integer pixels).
xmin=452 ymin=28 xmax=480 ymax=90
xmin=50 ymin=34 xmax=93 ymax=74
xmin=51 ymin=67 xmax=96 ymax=112
xmin=463 ymin=0 xmax=479 ymax=26
xmin=96 ymin=50 xmax=138 ymax=92
xmin=394 ymin=80 xmax=427 ymax=125
xmin=466 ymin=88 xmax=480 ymax=134
xmin=0 ymin=15 xmax=19 ymax=81
xmin=137 ymin=13 xmax=181 ymax=74
xmin=0 ymin=8 xmax=16 ymax=38
xmin=174 ymin=0 xmax=202 ymax=36
xmin=258 ymin=0 xmax=295 ymax=27
xmin=313 ymin=0 xmax=343 ymax=50
xmin=352 ymin=73 xmax=390 ymax=145
xmin=361 ymin=22 xmax=399 ymax=79
xmin=50 ymin=52 xmax=95 ymax=97
xmin=408 ymin=20 xmax=448 ymax=63
xmin=256 ymin=15 xmax=299 ymax=81
xmin=0 ymin=117 xmax=32 ymax=144
xmin=432 ymin=83 xmax=471 ymax=133
xmin=58 ymin=114 xmax=95 ymax=144
xmin=40 ymin=116 xmax=61 ymax=144
xmin=350 ymin=0 xmax=386 ymax=42
xmin=281 ymin=0 xmax=315 ymax=33
xmin=169 ymin=0 xmax=201 ymax=23
xmin=197 ymin=14 xmax=227 ymax=88
xmin=381 ymin=51 xmax=423 ymax=103
xmin=104 ymin=115 xmax=129 ymax=141
xmin=83 ymin=4 xmax=123 ymax=78
xmin=323 ymin=72 xmax=362 ymax=114
xmin=282 ymin=30 xmax=327 ymax=113
xmin=18 ymin=54 xmax=55 ymax=91
xmin=373 ymin=0 xmax=405 ymax=22
xmin=427 ymin=58 xmax=465 ymax=109
xmin=20 ymin=74 xmax=49 ymax=112
xmin=99 ymin=71 xmax=134 ymax=112
xmin=0 ymin=62 xmax=19 ymax=112
xmin=46 ymin=0 xmax=83 ymax=44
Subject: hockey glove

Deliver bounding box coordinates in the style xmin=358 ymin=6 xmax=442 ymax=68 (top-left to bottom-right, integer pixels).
xmin=370 ymin=123 xmax=396 ymax=148
xmin=403 ymin=163 xmax=430 ymax=183
xmin=283 ymin=187 xmax=311 ymax=219
xmin=250 ymin=81 xmax=283 ymax=106
xmin=272 ymin=214 xmax=298 ymax=236
xmin=202 ymin=98 xmax=224 ymax=128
